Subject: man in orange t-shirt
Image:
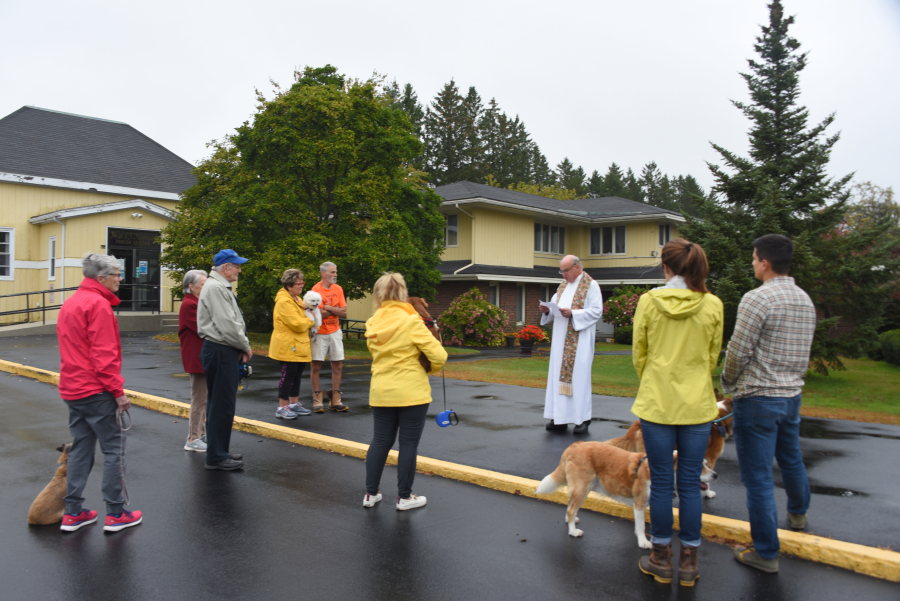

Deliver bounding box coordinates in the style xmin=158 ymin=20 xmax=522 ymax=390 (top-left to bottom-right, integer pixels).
xmin=310 ymin=261 xmax=348 ymax=412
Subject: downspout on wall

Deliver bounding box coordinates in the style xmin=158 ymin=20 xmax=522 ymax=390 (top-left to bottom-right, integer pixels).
xmin=52 ymin=216 xmax=66 ymax=303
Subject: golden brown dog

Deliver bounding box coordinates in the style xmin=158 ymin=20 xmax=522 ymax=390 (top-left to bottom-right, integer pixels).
xmin=407 ymin=296 xmax=441 ymax=372
xmin=28 ymin=443 xmax=71 ymax=525
xmin=604 ymin=391 xmax=734 ymax=499
xmin=536 ymin=442 xmax=717 ymax=547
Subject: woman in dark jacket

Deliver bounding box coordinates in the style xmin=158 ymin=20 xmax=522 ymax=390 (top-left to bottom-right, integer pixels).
xmin=179 ymin=270 xmax=208 ymax=451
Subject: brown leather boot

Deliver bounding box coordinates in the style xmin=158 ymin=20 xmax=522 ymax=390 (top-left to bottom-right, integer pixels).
xmin=639 ymin=543 xmax=673 ymax=584
xmin=679 ymin=545 xmax=699 ymax=587
xmin=312 ymin=390 xmax=324 ymax=413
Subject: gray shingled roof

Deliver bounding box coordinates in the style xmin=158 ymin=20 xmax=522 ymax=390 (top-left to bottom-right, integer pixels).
xmin=0 ymin=106 xmax=196 ymax=194
xmin=438 ymin=260 xmax=664 ymax=282
xmin=435 ymin=181 xmax=682 ymax=219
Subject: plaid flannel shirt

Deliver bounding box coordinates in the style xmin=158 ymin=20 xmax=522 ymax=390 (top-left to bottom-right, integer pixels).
xmin=721 ymin=276 xmax=816 ymax=399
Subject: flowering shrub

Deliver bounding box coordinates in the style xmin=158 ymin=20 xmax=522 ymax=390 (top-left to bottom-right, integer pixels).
xmin=437 ymin=287 xmax=509 ymax=347
xmin=516 ymin=325 xmax=548 ymax=343
xmin=603 ymin=293 xmax=642 ymax=327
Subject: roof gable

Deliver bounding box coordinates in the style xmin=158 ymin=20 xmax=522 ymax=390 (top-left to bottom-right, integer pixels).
xmin=0 ymin=106 xmax=196 ymax=195
xmin=435 ymin=181 xmax=683 ymax=221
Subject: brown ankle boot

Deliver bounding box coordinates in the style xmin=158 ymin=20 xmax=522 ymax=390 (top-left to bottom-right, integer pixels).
xmin=679 ymin=545 xmax=699 ymax=587
xmin=639 ymin=543 xmax=673 ymax=584
xmin=312 ymin=390 xmax=324 ymax=413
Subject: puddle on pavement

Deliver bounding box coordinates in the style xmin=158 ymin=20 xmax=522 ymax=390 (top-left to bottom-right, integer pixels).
xmin=808 ymin=485 xmax=867 ymax=497
xmin=800 ymin=420 xmax=900 ymax=441
xmin=458 ymin=419 xmax=527 ymax=431
xmin=474 ymin=395 xmax=497 ymax=400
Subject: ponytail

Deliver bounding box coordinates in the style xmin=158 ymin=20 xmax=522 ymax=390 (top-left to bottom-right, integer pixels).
xmin=660 ymin=238 xmax=710 ymax=293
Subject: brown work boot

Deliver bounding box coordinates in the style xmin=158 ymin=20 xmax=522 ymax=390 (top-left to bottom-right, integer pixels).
xmin=639 ymin=543 xmax=673 ymax=584
xmin=678 ymin=545 xmax=699 ymax=587
xmin=327 ymin=390 xmax=348 ymax=412
xmin=312 ymin=390 xmax=324 ymax=413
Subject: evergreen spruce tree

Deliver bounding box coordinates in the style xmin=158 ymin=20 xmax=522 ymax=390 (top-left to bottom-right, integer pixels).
xmin=623 ymin=168 xmax=645 ymax=202
xmin=682 ymin=0 xmax=899 ymax=372
xmin=556 ymin=158 xmax=586 ymax=194
xmin=423 ymin=80 xmax=475 ymax=185
xmin=587 ymin=170 xmax=605 ymax=197
xmin=602 ymin=163 xmax=628 ymax=198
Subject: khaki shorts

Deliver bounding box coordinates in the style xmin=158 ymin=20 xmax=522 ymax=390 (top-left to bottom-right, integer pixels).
xmin=312 ymin=330 xmax=345 ymax=362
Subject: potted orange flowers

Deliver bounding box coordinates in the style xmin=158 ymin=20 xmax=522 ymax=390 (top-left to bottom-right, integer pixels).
xmin=516 ymin=325 xmax=547 ymax=354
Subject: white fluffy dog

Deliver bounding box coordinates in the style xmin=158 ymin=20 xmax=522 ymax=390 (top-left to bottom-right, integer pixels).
xmin=303 ymin=290 xmax=323 ymax=342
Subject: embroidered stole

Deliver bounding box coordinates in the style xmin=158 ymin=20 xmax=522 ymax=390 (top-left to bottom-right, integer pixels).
xmin=556 ymin=272 xmax=593 ymax=395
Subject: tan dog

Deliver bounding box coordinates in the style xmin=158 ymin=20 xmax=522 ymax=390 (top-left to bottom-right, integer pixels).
xmin=28 ymin=443 xmax=71 ymax=525
xmin=536 ymin=442 xmax=717 ymax=547
xmin=604 ymin=391 xmax=734 ymax=499
xmin=407 ymin=297 xmax=441 ymax=372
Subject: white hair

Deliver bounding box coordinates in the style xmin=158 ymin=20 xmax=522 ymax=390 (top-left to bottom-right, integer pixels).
xmin=319 ymin=261 xmax=336 ymax=273
xmin=182 ymin=269 xmax=208 ymax=294
xmin=82 ymin=253 xmax=120 ymax=278
xmin=213 ymin=263 xmax=229 ymax=274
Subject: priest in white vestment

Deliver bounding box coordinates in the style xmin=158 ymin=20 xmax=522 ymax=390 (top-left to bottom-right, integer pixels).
xmin=539 ymin=255 xmax=603 ymax=434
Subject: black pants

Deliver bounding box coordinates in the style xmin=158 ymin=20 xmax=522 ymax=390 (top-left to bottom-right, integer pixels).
xmin=365 ymin=404 xmax=429 ymax=498
xmin=278 ymin=362 xmax=306 ymax=399
xmin=201 ymin=340 xmax=241 ymax=464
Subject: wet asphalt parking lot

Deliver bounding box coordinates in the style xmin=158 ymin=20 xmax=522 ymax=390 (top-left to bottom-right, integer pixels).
xmin=1 ymin=332 xmax=899 ymax=599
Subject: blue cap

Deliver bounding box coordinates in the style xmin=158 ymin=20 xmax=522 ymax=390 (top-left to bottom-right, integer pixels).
xmin=213 ymin=249 xmax=249 ymax=266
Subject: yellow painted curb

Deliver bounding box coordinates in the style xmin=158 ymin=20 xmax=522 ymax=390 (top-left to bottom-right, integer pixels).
xmin=2 ymin=358 xmax=898 ymax=582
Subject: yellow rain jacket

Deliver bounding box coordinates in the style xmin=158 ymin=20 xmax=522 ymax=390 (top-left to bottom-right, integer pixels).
xmin=631 ymin=288 xmax=724 ymax=425
xmin=365 ymin=300 xmax=449 ymax=407
xmin=269 ymin=288 xmax=313 ymax=362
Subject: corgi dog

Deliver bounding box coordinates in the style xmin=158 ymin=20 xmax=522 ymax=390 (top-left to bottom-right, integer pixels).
xmin=303 ymin=290 xmax=323 ymax=343
xmin=28 ymin=443 xmax=72 ymax=525
xmin=604 ymin=391 xmax=734 ymax=499
xmin=536 ymin=442 xmax=717 ymax=548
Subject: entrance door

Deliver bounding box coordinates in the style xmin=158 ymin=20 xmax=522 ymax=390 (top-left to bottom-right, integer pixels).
xmin=107 ymin=228 xmax=161 ymax=311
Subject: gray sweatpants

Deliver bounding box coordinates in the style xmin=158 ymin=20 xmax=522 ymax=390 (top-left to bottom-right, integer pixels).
xmin=64 ymin=392 xmax=126 ymax=515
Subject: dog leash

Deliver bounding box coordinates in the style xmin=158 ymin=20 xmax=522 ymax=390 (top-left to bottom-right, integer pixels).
xmin=116 ymin=408 xmax=131 ymax=506
xmin=436 ymin=367 xmax=458 ymax=427
xmin=635 ymin=455 xmax=648 ymax=479
xmin=712 ymin=412 xmax=732 ymax=439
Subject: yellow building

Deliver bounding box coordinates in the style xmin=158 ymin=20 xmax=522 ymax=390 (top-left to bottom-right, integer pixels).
xmin=0 ymin=106 xmax=196 ymax=328
xmin=348 ymin=181 xmax=683 ymax=335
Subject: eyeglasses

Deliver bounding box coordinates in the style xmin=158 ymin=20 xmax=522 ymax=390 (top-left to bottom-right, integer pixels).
xmin=558 ymin=267 xmax=575 ymax=275
xmin=108 ymin=272 xmax=123 ymax=280
xmin=292 ymin=281 xmax=305 ymax=287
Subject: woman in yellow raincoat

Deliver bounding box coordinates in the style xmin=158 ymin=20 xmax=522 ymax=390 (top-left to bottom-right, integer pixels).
xmin=632 ymin=239 xmax=723 ymax=587
xmin=269 ymin=269 xmax=314 ymax=420
xmin=363 ymin=272 xmax=447 ymax=511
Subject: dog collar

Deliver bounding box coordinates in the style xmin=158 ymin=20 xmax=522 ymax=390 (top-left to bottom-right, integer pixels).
xmin=635 ymin=455 xmax=648 ymax=479
xmin=713 ymin=412 xmax=732 ymax=439
xmin=422 ymin=316 xmax=435 ymax=329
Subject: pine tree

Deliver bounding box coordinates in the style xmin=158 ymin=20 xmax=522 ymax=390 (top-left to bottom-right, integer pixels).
xmin=603 ymin=163 xmax=628 ymax=198
xmin=587 ymin=170 xmax=605 ymax=197
xmin=682 ymin=0 xmax=899 ymax=372
xmin=623 ymin=168 xmax=644 ymax=202
xmin=556 ymin=158 xmax=586 ymax=195
xmin=673 ymin=175 xmax=705 ymax=217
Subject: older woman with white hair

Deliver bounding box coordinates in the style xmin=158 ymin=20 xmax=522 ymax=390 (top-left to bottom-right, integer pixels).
xmin=179 ymin=269 xmax=209 ymax=451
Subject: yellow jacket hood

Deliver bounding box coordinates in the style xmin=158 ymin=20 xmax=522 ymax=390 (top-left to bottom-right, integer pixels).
xmin=647 ymin=288 xmax=707 ymax=320
xmin=365 ymin=301 xmax=417 ymax=345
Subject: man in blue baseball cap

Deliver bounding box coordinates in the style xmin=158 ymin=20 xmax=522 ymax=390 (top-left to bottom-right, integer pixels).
xmin=197 ymin=249 xmax=251 ymax=470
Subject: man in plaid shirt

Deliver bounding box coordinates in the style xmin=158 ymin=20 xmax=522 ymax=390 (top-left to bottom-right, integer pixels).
xmin=721 ymin=234 xmax=816 ymax=574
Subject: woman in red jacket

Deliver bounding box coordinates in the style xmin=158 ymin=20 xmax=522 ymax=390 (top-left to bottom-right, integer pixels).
xmin=179 ymin=270 xmax=209 ymax=451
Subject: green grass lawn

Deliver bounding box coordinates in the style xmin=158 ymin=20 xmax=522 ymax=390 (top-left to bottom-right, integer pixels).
xmin=442 ymin=354 xmax=900 ymax=425
xmin=153 ymin=332 xmax=479 ymax=360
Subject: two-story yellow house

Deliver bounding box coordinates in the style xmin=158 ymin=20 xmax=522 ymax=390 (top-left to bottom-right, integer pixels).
xmin=430 ymin=181 xmax=683 ymax=335
xmin=0 ymin=106 xmax=196 ymax=326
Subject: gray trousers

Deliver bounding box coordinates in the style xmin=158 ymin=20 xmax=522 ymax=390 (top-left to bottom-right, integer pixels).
xmin=64 ymin=392 xmax=125 ymax=515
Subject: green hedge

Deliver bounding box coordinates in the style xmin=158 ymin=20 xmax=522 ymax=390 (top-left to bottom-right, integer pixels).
xmin=615 ymin=325 xmax=634 ymax=345
xmin=879 ymin=329 xmax=900 ymax=366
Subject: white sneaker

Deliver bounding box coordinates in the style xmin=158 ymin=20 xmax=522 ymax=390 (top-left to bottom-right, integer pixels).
xmin=396 ymin=494 xmax=427 ymax=511
xmin=184 ymin=438 xmax=207 ymax=452
xmin=363 ymin=492 xmax=382 ymax=508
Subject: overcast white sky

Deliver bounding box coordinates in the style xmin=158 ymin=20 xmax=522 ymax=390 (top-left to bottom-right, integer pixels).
xmin=2 ymin=0 xmax=898 ymax=194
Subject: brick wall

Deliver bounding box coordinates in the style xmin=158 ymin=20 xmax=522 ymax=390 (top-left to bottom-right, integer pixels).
xmin=433 ymin=281 xmax=550 ymax=331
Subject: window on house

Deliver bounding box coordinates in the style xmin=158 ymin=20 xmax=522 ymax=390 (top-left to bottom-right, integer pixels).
xmin=516 ymin=285 xmax=525 ymax=323
xmin=534 ymin=222 xmax=566 ymax=254
xmin=488 ymin=283 xmax=498 ymax=306
xmin=49 ymin=236 xmax=57 ymax=280
xmin=0 ymin=228 xmax=12 ymax=279
xmin=659 ymin=223 xmax=671 ymax=246
xmin=541 ymin=284 xmax=552 ymax=302
xmin=444 ymin=214 xmax=458 ymax=247
xmin=590 ymin=226 xmax=627 ymax=255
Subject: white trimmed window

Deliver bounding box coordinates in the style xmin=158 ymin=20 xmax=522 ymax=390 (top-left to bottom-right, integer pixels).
xmin=534 ymin=223 xmax=566 ymax=254
xmin=48 ymin=236 xmax=57 ymax=281
xmin=589 ymin=225 xmax=626 ymax=255
xmin=659 ymin=223 xmax=671 ymax=246
xmin=0 ymin=228 xmax=13 ymax=280
xmin=444 ymin=214 xmax=458 ymax=247
xmin=488 ymin=282 xmax=499 ymax=306
xmin=516 ymin=284 xmax=525 ymax=323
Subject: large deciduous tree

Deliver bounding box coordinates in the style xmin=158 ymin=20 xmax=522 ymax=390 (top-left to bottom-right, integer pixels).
xmin=682 ymin=1 xmax=899 ymax=373
xmin=161 ymin=65 xmax=445 ymax=330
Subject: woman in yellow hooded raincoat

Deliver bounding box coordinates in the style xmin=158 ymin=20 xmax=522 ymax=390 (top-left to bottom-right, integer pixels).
xmin=269 ymin=269 xmax=314 ymax=420
xmin=632 ymin=238 xmax=723 ymax=587
xmin=363 ymin=272 xmax=447 ymax=511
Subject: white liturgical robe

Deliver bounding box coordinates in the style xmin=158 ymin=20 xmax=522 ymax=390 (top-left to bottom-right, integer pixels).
xmin=540 ymin=273 xmax=603 ymax=425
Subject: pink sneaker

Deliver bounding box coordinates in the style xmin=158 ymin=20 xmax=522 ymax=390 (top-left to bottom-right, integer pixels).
xmin=104 ymin=510 xmax=143 ymax=532
xmin=60 ymin=509 xmax=98 ymax=532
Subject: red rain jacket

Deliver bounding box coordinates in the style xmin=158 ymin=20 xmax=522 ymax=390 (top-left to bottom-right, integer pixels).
xmin=57 ymin=277 xmax=125 ymax=400
xmin=178 ymin=293 xmax=204 ymax=374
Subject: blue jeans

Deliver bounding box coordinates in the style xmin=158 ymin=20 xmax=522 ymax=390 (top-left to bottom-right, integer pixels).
xmin=733 ymin=395 xmax=810 ymax=559
xmin=639 ymin=419 xmax=710 ymax=547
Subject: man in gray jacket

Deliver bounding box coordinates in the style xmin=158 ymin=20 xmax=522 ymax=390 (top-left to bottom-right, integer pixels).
xmin=198 ymin=249 xmax=252 ymax=470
